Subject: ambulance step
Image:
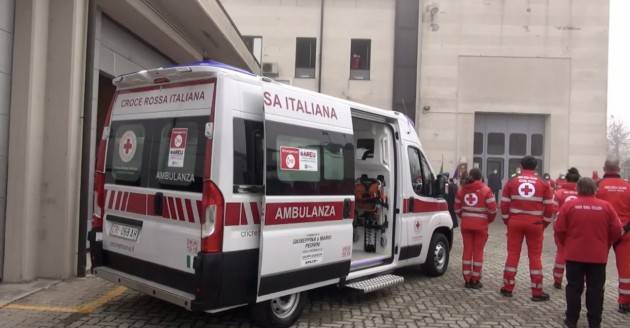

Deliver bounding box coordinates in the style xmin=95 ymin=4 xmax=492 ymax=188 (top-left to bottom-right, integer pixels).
xmin=345 ymin=274 xmax=404 ymax=293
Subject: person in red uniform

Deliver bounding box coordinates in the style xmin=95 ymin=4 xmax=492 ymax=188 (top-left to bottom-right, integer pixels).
xmin=555 ymin=177 xmax=623 ymax=328
xmin=552 ymin=167 xmax=581 ymax=289
xmin=596 ymin=158 xmax=630 ymax=313
xmin=499 ymin=156 xmax=554 ymax=301
xmin=455 ymin=168 xmax=496 ymax=289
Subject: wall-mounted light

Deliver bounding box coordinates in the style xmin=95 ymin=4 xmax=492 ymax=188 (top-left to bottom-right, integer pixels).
xmin=423 ymin=105 xmax=431 ymax=112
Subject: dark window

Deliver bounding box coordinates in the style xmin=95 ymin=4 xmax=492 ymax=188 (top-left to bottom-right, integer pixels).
xmin=408 ymin=147 xmax=434 ymax=196
xmin=474 ymin=132 xmax=483 ymax=155
xmin=486 ymin=158 xmax=504 ymax=181
xmin=233 ymin=118 xmax=264 ymax=189
xmin=531 ymin=134 xmax=544 ymax=156
xmin=265 ymin=121 xmax=354 ymax=196
xmin=509 ymin=133 xmax=527 ymax=156
xmin=106 ymin=116 xmax=208 ymax=193
xmin=242 ymin=35 xmax=262 ymax=64
xmin=487 ymin=133 xmax=505 ymax=155
xmin=536 ymin=159 xmax=543 ymax=176
xmin=295 ymin=37 xmax=317 ymax=78
xmin=350 ymin=39 xmax=371 ymax=80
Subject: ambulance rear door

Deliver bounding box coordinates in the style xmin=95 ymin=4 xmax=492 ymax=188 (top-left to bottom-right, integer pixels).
xmin=257 ymin=83 xmax=355 ymax=301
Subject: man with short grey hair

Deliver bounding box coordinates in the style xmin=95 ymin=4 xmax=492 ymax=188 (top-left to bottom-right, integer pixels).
xmin=596 ymin=157 xmax=630 ymax=313
xmin=556 ymin=177 xmax=623 ymax=328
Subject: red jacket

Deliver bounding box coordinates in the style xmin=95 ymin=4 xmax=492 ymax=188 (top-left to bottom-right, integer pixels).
xmin=455 ymin=180 xmax=496 ymax=230
xmin=501 ymin=170 xmax=554 ymax=224
xmin=554 ymin=196 xmax=623 ymax=263
xmin=554 ymin=182 xmax=578 ymax=210
xmin=596 ymin=174 xmax=630 ymax=225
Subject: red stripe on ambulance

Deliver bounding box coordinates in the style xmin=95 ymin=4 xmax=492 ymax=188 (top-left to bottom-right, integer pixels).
xmin=402 ymin=198 xmax=448 ymax=214
xmin=264 ymin=202 xmax=345 ymax=225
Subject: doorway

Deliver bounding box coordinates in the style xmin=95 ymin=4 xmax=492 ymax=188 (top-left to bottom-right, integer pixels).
xmin=473 ymin=114 xmax=546 ymax=184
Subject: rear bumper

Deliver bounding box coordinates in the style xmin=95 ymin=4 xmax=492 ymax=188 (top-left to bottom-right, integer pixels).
xmin=90 ymin=233 xmax=259 ymax=312
xmin=95 ymin=266 xmax=195 ymax=310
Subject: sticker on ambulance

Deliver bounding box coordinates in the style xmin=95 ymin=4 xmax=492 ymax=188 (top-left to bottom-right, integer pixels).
xmin=118 ymin=130 xmax=137 ymax=163
xmin=168 ymin=128 xmax=188 ymax=168
xmin=280 ymin=146 xmax=318 ymax=171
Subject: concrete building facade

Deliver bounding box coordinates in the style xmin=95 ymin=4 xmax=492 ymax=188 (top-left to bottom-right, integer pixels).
xmin=223 ymin=0 xmax=609 ymax=180
xmin=0 ymin=0 xmax=257 ymax=282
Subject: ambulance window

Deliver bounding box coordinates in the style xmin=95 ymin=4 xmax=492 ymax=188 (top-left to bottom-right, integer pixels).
xmin=408 ymin=147 xmax=433 ymax=196
xmin=266 ymin=122 xmax=354 ymax=196
xmin=153 ymin=117 xmax=205 ymax=192
xmin=108 ymin=124 xmax=146 ymax=185
xmin=233 ymin=118 xmax=264 ymax=189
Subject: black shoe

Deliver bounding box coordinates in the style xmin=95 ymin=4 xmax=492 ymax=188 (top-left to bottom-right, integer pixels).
xmin=464 ymin=282 xmax=472 ymax=289
xmin=563 ymin=319 xmax=577 ymax=328
xmin=500 ymin=288 xmax=513 ymax=297
xmin=619 ymin=304 xmax=630 ymax=314
xmin=531 ymin=293 xmax=550 ymax=302
xmin=554 ymin=282 xmax=562 ymax=290
xmin=471 ymin=281 xmax=483 ymax=289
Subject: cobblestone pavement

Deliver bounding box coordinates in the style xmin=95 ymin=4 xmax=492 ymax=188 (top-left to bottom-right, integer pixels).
xmin=1 ymin=221 xmax=627 ymax=327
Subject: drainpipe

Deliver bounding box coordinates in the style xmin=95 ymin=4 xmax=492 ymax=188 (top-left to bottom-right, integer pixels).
xmin=318 ymin=0 xmax=325 ymax=92
xmin=77 ymin=0 xmax=96 ymax=277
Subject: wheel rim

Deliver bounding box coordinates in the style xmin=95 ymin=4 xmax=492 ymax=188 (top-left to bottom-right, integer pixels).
xmin=434 ymin=242 xmax=447 ymax=272
xmin=270 ymin=293 xmax=300 ymax=319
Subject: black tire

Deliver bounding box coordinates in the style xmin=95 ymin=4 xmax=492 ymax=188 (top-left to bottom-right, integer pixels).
xmin=422 ymin=233 xmax=450 ymax=277
xmin=250 ymin=292 xmax=307 ymax=328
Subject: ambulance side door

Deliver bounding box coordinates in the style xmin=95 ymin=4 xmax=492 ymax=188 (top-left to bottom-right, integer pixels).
xmin=257 ymin=83 xmax=355 ymax=301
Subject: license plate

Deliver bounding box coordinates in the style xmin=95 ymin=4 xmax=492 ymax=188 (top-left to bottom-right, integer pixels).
xmin=109 ymin=223 xmax=140 ymax=241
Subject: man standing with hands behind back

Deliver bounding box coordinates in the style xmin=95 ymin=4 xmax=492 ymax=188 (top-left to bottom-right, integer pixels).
xmin=595 ymin=157 xmax=630 ymax=313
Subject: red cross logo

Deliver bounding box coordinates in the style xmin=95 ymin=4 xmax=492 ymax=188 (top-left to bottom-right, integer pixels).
xmin=565 ymin=195 xmax=577 ymax=203
xmin=123 ymin=139 xmax=133 ymax=154
xmin=415 ymin=220 xmax=421 ymax=231
xmin=118 ymin=130 xmax=137 ymax=163
xmin=464 ymin=193 xmax=478 ymax=206
xmin=518 ymin=182 xmax=536 ymax=198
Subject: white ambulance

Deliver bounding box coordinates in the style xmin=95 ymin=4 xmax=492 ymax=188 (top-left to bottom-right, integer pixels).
xmin=90 ymin=61 xmax=453 ymax=328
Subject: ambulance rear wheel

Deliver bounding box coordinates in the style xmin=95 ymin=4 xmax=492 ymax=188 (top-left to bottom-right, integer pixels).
xmin=250 ymin=292 xmax=306 ymax=328
xmin=422 ymin=233 xmax=450 ymax=277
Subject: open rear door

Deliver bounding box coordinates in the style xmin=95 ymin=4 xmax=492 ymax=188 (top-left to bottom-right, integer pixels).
xmin=257 ymin=83 xmax=355 ymax=301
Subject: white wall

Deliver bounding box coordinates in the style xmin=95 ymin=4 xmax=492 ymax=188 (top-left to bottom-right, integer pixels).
xmin=0 ymin=0 xmax=14 ymax=278
xmin=418 ymin=0 xmax=609 ymax=177
xmin=222 ymin=0 xmax=396 ymax=109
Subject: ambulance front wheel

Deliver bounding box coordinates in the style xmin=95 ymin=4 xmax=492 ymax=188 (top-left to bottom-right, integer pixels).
xmin=422 ymin=233 xmax=450 ymax=277
xmin=250 ymin=292 xmax=307 ymax=328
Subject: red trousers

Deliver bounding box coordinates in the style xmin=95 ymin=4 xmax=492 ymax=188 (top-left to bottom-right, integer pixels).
xmin=502 ymin=219 xmax=545 ymax=296
xmin=461 ymin=228 xmax=488 ymax=283
xmin=553 ymin=234 xmax=565 ymax=285
xmin=615 ymin=233 xmax=630 ymax=305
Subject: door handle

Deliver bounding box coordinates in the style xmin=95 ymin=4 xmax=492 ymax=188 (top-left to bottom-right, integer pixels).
xmin=154 ymin=192 xmax=164 ymax=216
xmin=343 ymin=198 xmax=351 ymax=218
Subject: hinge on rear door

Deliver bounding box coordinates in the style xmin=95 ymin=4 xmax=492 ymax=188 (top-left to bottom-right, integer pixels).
xmin=395 ymin=131 xmax=400 ymax=140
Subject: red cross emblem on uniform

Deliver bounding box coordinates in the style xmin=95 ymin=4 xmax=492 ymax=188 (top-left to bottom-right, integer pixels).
xmin=518 ymin=182 xmax=536 ymax=198
xmin=464 ymin=193 xmax=479 ymax=206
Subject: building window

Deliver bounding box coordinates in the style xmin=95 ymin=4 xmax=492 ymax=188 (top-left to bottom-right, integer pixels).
xmin=295 ymin=37 xmax=317 ymax=78
xmin=531 ymin=134 xmax=543 ymax=156
xmin=350 ymin=39 xmax=371 ymax=80
xmin=474 ymin=132 xmax=483 ymax=155
xmin=242 ymin=35 xmax=263 ymax=65
xmin=509 ymin=133 xmax=527 ymax=156
xmin=487 ymin=133 xmax=505 ymax=155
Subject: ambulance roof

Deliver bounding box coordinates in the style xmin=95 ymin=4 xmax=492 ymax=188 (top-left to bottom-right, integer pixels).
xmin=112 ymin=61 xmax=411 ymax=126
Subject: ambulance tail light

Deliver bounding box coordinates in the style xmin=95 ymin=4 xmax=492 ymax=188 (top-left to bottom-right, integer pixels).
xmin=200 ymin=180 xmax=224 ymax=253
xmin=92 ymin=172 xmax=105 ymax=230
